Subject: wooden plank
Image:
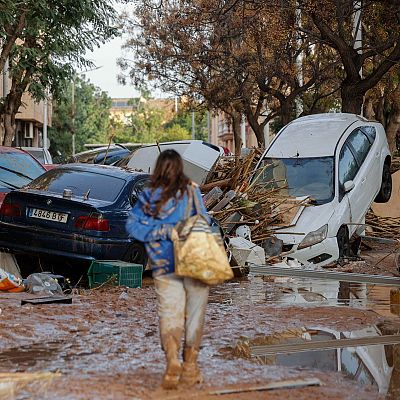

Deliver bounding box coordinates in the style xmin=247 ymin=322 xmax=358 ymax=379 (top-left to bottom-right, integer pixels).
xmin=207 ymin=378 xmax=322 ymax=395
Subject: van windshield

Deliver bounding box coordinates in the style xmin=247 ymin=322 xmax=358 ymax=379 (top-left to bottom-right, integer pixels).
xmin=254 ymin=157 xmax=335 ymax=205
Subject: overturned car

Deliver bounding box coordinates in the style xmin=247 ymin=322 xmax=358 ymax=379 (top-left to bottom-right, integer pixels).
xmin=254 ymin=113 xmax=392 ymax=266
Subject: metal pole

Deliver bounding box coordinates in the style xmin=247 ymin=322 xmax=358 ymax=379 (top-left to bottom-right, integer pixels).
xmin=1 ymin=57 xmax=8 ymax=144
xmin=207 ymin=110 xmax=211 ymax=143
xmin=71 ymin=78 xmax=75 ymax=155
xmin=353 ymin=1 xmax=363 ymax=115
xmin=191 ymin=111 xmax=195 ymax=139
xmin=295 ymin=4 xmax=303 ymax=116
xmin=43 ymin=92 xmax=48 ymax=149
xmin=240 ymin=114 xmax=246 ymax=148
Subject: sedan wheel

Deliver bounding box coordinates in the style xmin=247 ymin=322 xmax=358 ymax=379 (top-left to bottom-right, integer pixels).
xmin=375 ymin=163 xmax=392 ymax=203
xmin=125 ymin=242 xmax=148 ymax=267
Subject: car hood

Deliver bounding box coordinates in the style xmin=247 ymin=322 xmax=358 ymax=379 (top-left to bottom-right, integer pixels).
xmin=273 ymin=201 xmax=335 ymax=244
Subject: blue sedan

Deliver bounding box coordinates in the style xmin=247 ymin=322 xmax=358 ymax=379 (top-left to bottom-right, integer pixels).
xmin=0 ymin=164 xmax=150 ymax=265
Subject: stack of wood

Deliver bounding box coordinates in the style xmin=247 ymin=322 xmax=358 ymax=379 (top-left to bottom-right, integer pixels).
xmin=366 ymin=210 xmax=400 ymax=239
xmin=201 ymin=149 xmax=310 ymax=242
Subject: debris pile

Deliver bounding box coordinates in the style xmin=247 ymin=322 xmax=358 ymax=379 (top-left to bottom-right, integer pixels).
xmin=202 ymin=149 xmax=310 ymax=265
xmin=202 ymin=149 xmax=309 ymax=241
xmin=366 ymin=210 xmax=400 ymax=239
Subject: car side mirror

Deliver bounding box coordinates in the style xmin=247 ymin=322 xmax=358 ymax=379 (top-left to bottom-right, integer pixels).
xmin=344 ymin=180 xmax=355 ymax=193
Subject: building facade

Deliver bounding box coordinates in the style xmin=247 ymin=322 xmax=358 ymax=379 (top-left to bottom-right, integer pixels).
xmin=210 ymin=111 xmax=258 ymax=153
xmin=0 ymin=71 xmax=52 ymax=148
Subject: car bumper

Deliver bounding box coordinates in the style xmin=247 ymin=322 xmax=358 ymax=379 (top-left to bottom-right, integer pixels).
xmin=0 ymin=222 xmax=135 ymax=261
xmin=284 ymin=237 xmax=339 ymax=266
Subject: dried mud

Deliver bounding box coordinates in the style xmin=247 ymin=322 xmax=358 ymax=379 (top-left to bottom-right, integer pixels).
xmin=0 ymin=243 xmax=399 ymax=399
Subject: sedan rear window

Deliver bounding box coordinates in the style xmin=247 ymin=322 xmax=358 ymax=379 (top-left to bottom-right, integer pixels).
xmin=26 ymin=169 xmax=126 ymax=202
xmin=0 ymin=152 xmax=45 ymax=189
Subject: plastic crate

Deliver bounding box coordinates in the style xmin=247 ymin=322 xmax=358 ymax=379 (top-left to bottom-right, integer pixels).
xmin=87 ymin=260 xmax=143 ymax=289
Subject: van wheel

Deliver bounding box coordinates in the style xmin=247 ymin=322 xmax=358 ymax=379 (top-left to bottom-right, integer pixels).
xmin=337 ymin=226 xmax=350 ymax=259
xmin=375 ymin=164 xmax=392 ymax=203
xmin=125 ymin=243 xmax=148 ymax=267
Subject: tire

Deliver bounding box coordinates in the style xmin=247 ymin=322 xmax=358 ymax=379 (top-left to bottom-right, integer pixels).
xmin=125 ymin=242 xmax=148 ymax=267
xmin=336 ymin=226 xmax=350 ymax=259
xmin=375 ymin=163 xmax=392 ymax=203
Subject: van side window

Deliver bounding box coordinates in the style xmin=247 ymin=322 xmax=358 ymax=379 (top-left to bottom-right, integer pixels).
xmin=347 ymin=129 xmax=372 ymax=166
xmin=338 ymin=144 xmax=358 ymax=201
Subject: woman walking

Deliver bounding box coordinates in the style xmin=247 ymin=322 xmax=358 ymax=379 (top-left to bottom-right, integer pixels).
xmin=126 ymin=150 xmax=211 ymax=390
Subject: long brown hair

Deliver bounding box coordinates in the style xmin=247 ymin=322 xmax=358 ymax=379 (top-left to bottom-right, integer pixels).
xmin=150 ymin=149 xmax=190 ymax=215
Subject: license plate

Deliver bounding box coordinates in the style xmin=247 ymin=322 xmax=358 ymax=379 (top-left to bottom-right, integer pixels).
xmin=29 ymin=208 xmax=68 ymax=223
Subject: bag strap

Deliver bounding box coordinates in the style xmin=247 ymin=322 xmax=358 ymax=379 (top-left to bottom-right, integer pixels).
xmin=183 ymin=185 xmax=194 ymax=220
xmin=191 ymin=185 xmax=202 ymax=215
xmin=183 ymin=184 xmax=202 ymax=219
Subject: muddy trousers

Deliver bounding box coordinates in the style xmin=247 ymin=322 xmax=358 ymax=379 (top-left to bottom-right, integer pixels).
xmin=154 ymin=273 xmax=209 ymax=351
xmin=154 ymin=273 xmax=209 ymax=388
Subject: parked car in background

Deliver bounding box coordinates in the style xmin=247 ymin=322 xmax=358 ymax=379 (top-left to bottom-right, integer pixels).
xmin=67 ymin=144 xmax=130 ymax=165
xmin=19 ymin=146 xmax=53 ymax=165
xmin=0 ymin=164 xmax=149 ymax=266
xmin=116 ymin=140 xmax=223 ymax=184
xmin=253 ymin=113 xmax=391 ymax=266
xmin=0 ymin=147 xmax=46 ymax=206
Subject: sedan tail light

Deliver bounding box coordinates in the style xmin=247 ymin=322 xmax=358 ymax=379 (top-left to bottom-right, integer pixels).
xmin=74 ymin=213 xmax=110 ymax=231
xmin=0 ymin=202 xmax=21 ymax=217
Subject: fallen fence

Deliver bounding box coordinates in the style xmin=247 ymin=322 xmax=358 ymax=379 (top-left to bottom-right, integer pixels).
xmin=251 ymin=334 xmax=400 ymax=356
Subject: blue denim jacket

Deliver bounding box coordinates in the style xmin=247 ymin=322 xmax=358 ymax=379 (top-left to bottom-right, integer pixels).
xmin=126 ymin=185 xmax=210 ymax=277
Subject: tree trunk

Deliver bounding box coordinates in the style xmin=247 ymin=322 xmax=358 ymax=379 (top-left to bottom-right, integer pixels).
xmin=280 ymin=100 xmax=293 ymax=126
xmin=386 ymin=107 xmax=400 ymax=154
xmin=363 ymin=94 xmax=375 ymax=120
xmin=245 ymin=113 xmax=265 ymax=148
xmin=231 ymin=111 xmax=242 ymax=156
xmin=3 ymin=111 xmax=15 ymax=146
xmin=341 ymin=85 xmax=364 ymax=115
xmin=2 ymin=69 xmax=31 ymax=146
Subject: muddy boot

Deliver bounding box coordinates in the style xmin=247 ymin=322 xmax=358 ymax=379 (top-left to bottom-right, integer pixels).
xmin=162 ymin=336 xmax=182 ymax=390
xmin=180 ymin=347 xmax=203 ymax=386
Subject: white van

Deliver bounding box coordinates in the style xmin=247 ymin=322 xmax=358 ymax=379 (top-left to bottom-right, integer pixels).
xmin=119 ymin=140 xmax=223 ymax=185
xmin=253 ymin=113 xmax=392 ymax=266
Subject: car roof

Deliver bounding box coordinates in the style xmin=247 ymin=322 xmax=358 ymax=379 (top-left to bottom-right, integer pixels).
xmin=55 ymin=163 xmax=148 ymax=180
xmin=73 ymin=145 xmax=126 ymax=157
xmin=19 ymin=146 xmax=47 ymax=151
xmin=267 ymin=113 xmax=371 ymax=158
xmin=0 ymin=146 xmax=31 ymax=154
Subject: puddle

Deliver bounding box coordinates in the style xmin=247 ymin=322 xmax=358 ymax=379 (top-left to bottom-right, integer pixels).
xmin=225 ymin=325 xmax=400 ymax=397
xmin=0 ymin=342 xmax=65 ymax=372
xmin=249 ymin=276 xmax=400 ymax=317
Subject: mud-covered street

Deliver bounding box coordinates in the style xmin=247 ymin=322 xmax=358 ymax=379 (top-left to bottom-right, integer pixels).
xmin=1 ymin=240 xmax=400 ymax=400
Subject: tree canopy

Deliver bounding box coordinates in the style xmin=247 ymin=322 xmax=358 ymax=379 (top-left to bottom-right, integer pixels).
xmin=120 ymin=0 xmax=400 ymax=152
xmin=48 ymin=77 xmax=112 ymax=161
xmin=0 ymin=0 xmax=118 ymax=145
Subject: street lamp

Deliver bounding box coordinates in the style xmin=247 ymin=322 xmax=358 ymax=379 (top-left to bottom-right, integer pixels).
xmin=71 ymin=66 xmax=103 ymax=155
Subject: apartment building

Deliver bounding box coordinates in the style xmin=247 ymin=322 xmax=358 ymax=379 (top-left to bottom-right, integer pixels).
xmin=0 ymin=71 xmax=52 ymax=147
xmin=110 ymin=97 xmax=175 ymax=125
xmin=210 ymin=111 xmax=258 ymax=153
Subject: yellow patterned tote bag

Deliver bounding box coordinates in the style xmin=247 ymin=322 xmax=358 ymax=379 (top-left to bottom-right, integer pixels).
xmin=171 ymin=185 xmax=233 ymax=285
